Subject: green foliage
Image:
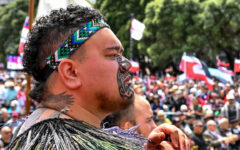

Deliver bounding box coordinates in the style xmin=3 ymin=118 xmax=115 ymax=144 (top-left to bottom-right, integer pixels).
xmin=200 ymin=0 xmax=240 ymax=69
xmin=95 ymin=0 xmax=151 ymax=59
xmin=0 ymin=0 xmax=29 ymax=60
xmin=142 ymin=0 xmax=240 ymax=70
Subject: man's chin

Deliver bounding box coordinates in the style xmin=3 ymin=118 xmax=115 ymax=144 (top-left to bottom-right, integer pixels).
xmin=98 ymin=91 xmax=134 ymax=113
xmin=119 ymin=93 xmax=134 ymax=110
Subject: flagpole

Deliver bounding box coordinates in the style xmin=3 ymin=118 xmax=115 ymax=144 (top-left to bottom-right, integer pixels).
xmin=130 ymin=13 xmax=134 ymax=60
xmin=25 ymin=0 xmax=34 ymax=115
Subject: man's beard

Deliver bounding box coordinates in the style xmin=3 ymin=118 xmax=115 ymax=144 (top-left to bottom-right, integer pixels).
xmin=97 ymin=91 xmax=134 ymax=113
xmin=97 ymin=65 xmax=135 ymax=113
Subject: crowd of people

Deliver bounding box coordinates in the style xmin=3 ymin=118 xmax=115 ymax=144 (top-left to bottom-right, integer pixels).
xmin=0 ymin=71 xmax=239 ymax=149
xmin=0 ymin=70 xmax=239 ymax=149
xmin=0 ymin=71 xmax=36 ymax=149
xmin=131 ymin=75 xmax=240 ymax=150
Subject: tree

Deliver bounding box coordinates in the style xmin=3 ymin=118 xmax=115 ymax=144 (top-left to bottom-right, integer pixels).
xmin=200 ymin=0 xmax=240 ymax=69
xmin=140 ymin=0 xmax=204 ymax=71
xmin=141 ymin=0 xmax=240 ymax=71
xmin=95 ymin=0 xmax=152 ymax=61
xmin=0 ymin=0 xmax=29 ymax=61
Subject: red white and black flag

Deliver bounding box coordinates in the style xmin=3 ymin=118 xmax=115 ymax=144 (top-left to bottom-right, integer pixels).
xmin=216 ymin=56 xmax=230 ymax=67
xmin=18 ymin=16 xmax=29 ymax=56
xmin=179 ymin=53 xmax=213 ymax=91
xmin=234 ymin=58 xmax=240 ymax=73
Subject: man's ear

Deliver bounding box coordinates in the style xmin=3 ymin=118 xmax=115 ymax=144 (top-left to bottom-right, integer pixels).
xmin=57 ymin=59 xmax=81 ymax=89
xmin=121 ymin=121 xmax=134 ymax=130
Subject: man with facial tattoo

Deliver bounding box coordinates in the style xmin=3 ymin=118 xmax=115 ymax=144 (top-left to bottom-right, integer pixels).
xmin=7 ymin=5 xmax=189 ymax=150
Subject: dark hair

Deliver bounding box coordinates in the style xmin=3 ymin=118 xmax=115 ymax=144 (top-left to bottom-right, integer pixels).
xmin=23 ymin=5 xmax=103 ymax=102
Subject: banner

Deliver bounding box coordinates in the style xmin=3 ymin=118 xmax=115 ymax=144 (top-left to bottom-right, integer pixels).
xmin=131 ymin=18 xmax=145 ymax=40
xmin=7 ymin=55 xmax=23 ymax=70
xmin=234 ymin=58 xmax=240 ymax=73
xmin=18 ymin=16 xmax=29 ymax=56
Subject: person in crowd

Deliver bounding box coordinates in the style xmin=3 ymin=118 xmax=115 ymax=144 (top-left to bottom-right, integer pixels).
xmin=156 ymin=110 xmax=172 ymax=125
xmin=5 ymin=81 xmax=17 ymax=108
xmin=7 ymin=5 xmax=189 ymax=150
xmin=0 ymin=126 xmax=12 ymax=149
xmin=146 ymin=92 xmax=154 ymax=105
xmin=220 ymin=92 xmax=240 ymax=122
xmin=151 ymin=94 xmax=162 ymax=118
xmin=190 ymin=97 xmax=204 ymax=120
xmin=164 ymin=89 xmax=175 ymax=112
xmin=183 ymin=114 xmax=195 ymax=136
xmin=204 ymin=112 xmax=215 ymax=124
xmin=219 ymin=118 xmax=232 ymax=137
xmin=101 ymin=94 xmax=157 ymax=138
xmin=0 ymin=79 xmax=6 ymax=107
xmin=172 ymin=90 xmax=186 ymax=112
xmin=7 ymin=100 xmax=20 ymax=114
xmin=5 ymin=112 xmax=20 ymax=132
xmin=233 ymin=85 xmax=240 ymax=102
xmin=203 ymin=120 xmax=229 ymax=150
xmin=190 ymin=120 xmax=209 ymax=150
xmin=229 ymin=119 xmax=240 ymax=150
xmin=0 ymin=108 xmax=9 ymax=128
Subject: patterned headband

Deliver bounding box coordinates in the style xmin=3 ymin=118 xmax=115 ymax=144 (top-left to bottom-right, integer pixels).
xmin=45 ymin=18 xmax=110 ymax=70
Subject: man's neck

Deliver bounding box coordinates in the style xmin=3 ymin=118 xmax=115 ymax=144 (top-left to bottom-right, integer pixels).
xmin=38 ymin=90 xmax=107 ymax=128
xmin=66 ymin=104 xmax=105 ymax=128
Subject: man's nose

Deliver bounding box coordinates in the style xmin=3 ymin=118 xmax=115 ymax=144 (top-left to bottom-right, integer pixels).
xmin=119 ymin=57 xmax=132 ymax=72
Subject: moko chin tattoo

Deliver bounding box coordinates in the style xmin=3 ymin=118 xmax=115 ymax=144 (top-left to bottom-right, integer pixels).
xmin=116 ymin=55 xmax=134 ymax=99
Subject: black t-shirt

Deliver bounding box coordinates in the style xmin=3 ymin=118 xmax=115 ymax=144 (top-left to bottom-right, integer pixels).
xmin=0 ymin=138 xmax=9 ymax=148
xmin=0 ymin=117 xmax=9 ymax=128
xmin=190 ymin=133 xmax=208 ymax=150
xmin=230 ymin=127 xmax=240 ymax=150
xmin=228 ymin=105 xmax=237 ymax=121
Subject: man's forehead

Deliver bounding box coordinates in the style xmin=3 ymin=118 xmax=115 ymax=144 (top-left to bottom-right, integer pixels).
xmin=88 ymin=28 xmax=123 ymax=49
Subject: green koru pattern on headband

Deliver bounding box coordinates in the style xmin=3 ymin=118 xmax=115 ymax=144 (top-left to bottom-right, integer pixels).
xmin=45 ymin=18 xmax=109 ymax=70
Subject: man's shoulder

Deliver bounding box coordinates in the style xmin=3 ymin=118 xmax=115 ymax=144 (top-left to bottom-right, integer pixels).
xmin=203 ymin=130 xmax=210 ymax=136
xmin=189 ymin=133 xmax=196 ymax=139
xmin=8 ymin=118 xmax=144 ymax=150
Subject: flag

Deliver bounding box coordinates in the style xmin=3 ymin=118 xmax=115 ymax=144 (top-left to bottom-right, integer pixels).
xmin=164 ymin=73 xmax=176 ymax=81
xmin=179 ymin=53 xmax=213 ymax=91
xmin=18 ymin=16 xmax=29 ymax=56
xmin=218 ymin=66 xmax=234 ymax=76
xmin=130 ymin=61 xmax=139 ymax=73
xmin=179 ymin=52 xmax=187 ymax=71
xmin=130 ymin=18 xmax=145 ymax=40
xmin=208 ymin=68 xmax=233 ymax=84
xmin=216 ymin=56 xmax=230 ymax=67
xmin=234 ymin=58 xmax=240 ymax=73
